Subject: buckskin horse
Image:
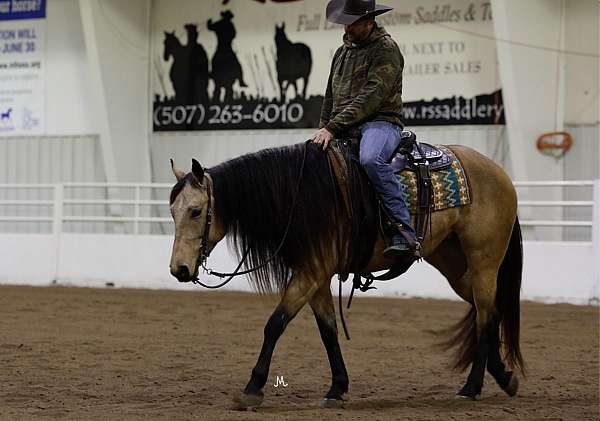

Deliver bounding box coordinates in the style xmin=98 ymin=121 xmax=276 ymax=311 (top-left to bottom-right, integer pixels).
xmin=168 ymin=140 xmax=524 ymax=409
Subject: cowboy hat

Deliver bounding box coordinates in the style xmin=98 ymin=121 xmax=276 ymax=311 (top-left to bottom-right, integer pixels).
xmin=326 ymin=0 xmax=393 ymax=25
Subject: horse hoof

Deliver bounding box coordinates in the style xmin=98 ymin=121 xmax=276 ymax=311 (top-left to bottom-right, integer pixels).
xmin=504 ymin=374 xmax=519 ymax=397
xmin=321 ymin=398 xmax=344 ymax=408
xmin=232 ymin=391 xmax=264 ymax=410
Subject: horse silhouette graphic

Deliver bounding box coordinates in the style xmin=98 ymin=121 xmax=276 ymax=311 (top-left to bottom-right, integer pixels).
xmin=163 ymin=24 xmax=209 ymax=104
xmin=275 ymin=23 xmax=312 ymax=102
xmin=1 ymin=108 xmax=12 ymax=120
xmin=207 ymin=10 xmax=247 ymax=102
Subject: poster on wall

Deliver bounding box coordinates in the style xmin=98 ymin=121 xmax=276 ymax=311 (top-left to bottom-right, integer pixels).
xmin=151 ymin=0 xmax=504 ymax=131
xmin=0 ymin=0 xmax=46 ymax=136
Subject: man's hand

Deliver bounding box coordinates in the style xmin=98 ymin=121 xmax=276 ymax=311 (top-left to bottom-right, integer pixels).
xmin=311 ymin=127 xmax=334 ymax=150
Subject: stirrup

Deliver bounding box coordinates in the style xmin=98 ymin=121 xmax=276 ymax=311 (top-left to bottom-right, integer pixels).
xmin=383 ymin=239 xmax=420 ymax=259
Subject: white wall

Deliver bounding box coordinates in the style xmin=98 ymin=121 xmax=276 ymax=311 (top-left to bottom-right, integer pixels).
xmin=0 ymin=233 xmax=597 ymax=305
xmin=46 ymin=0 xmax=96 ymax=135
xmin=0 ymin=135 xmax=103 ymax=183
xmin=492 ymin=0 xmax=565 ymax=182
xmin=490 ymin=0 xmax=599 ymax=241
xmin=0 ymin=234 xmax=58 ymax=283
xmin=80 ymin=0 xmax=152 ymax=183
xmin=564 ymin=0 xmax=599 ymax=125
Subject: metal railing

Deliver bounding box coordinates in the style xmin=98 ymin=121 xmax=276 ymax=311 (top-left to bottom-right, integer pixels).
xmin=0 ymin=180 xmax=598 ymax=242
xmin=0 ymin=183 xmax=173 ymax=235
xmin=515 ymin=181 xmax=596 ymax=232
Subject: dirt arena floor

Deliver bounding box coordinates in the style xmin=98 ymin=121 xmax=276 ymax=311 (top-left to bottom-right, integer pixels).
xmin=0 ymin=285 xmax=598 ymax=420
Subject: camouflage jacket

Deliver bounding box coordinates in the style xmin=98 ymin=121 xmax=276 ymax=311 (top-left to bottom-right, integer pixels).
xmin=319 ymin=25 xmax=404 ymax=136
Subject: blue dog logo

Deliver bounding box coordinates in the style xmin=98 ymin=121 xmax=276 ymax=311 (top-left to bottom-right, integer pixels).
xmin=1 ymin=108 xmax=12 ymax=121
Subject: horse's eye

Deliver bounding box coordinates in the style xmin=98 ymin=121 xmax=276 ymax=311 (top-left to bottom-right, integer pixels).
xmin=190 ymin=208 xmax=203 ymax=219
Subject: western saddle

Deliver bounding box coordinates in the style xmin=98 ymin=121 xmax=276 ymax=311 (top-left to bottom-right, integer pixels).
xmin=327 ymin=130 xmax=452 ymax=303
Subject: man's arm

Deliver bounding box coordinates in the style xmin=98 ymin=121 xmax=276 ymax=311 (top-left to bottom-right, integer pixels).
xmin=325 ymin=43 xmax=403 ymax=136
xmin=319 ymin=48 xmax=341 ymax=129
xmin=318 ymin=71 xmax=334 ymax=129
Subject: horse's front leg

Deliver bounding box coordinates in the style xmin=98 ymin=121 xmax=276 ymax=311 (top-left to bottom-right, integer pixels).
xmin=309 ymin=282 xmax=349 ymax=408
xmin=279 ymin=80 xmax=287 ymax=102
xmin=233 ymin=272 xmax=318 ymax=410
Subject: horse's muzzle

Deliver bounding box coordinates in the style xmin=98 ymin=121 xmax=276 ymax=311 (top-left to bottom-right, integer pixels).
xmin=170 ymin=264 xmax=192 ymax=283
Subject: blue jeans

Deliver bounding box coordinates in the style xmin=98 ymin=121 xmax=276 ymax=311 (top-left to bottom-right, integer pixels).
xmin=359 ymin=121 xmax=415 ymax=236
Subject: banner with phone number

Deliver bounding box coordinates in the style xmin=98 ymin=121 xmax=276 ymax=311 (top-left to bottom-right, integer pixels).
xmin=151 ymin=0 xmax=504 ymax=131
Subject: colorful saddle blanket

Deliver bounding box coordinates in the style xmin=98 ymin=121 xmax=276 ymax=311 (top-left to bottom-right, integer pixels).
xmin=396 ymin=145 xmax=471 ymax=213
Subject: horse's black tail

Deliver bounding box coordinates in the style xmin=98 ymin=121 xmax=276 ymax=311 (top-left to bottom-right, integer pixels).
xmin=495 ymin=215 xmax=526 ymax=374
xmin=441 ymin=216 xmax=525 ymax=374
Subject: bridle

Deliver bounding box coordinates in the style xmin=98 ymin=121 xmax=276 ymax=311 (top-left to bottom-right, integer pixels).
xmin=198 ymin=173 xmax=214 ymax=264
xmin=186 ymin=172 xmax=252 ymax=289
xmin=187 ymin=140 xmax=310 ymax=289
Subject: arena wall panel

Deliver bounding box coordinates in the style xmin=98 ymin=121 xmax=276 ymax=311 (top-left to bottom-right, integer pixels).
xmin=0 ymin=234 xmax=597 ymax=305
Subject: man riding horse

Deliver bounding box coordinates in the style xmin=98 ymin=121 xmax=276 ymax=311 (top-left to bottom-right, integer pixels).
xmin=169 ymin=0 xmax=523 ymax=409
xmin=312 ymin=0 xmax=419 ymax=258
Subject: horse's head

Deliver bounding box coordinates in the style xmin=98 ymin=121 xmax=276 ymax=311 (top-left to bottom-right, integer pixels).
xmin=275 ymin=23 xmax=286 ymax=45
xmin=169 ymin=159 xmax=224 ymax=283
xmin=163 ymin=31 xmax=178 ymax=61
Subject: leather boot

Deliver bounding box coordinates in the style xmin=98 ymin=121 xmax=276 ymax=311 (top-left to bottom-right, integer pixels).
xmin=383 ymin=224 xmax=420 ymax=259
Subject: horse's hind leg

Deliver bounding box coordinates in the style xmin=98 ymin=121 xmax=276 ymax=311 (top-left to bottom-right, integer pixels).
xmin=224 ymin=85 xmax=233 ymax=103
xmin=454 ymin=264 xmax=498 ymax=399
xmin=309 ymin=282 xmax=349 ymax=408
xmin=486 ymin=314 xmax=519 ymax=396
xmin=233 ymin=272 xmax=319 ymax=410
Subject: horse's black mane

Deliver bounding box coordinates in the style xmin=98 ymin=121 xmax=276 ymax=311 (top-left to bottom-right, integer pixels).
xmin=172 ymin=142 xmax=378 ymax=293
xmin=210 ymin=142 xmax=341 ymax=293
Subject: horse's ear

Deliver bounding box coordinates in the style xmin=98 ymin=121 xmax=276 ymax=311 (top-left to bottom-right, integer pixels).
xmin=191 ymin=159 xmax=205 ymax=184
xmin=282 ymin=22 xmax=285 ymax=30
xmin=170 ymin=159 xmax=185 ymax=182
